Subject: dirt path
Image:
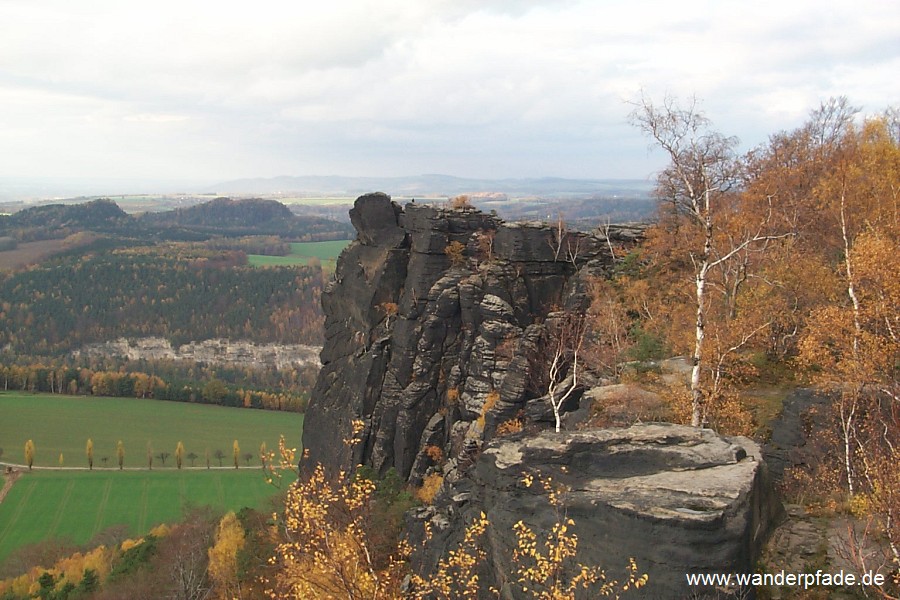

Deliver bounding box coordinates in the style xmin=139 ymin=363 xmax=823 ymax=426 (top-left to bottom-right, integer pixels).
xmin=0 ymin=468 xmax=23 ymax=505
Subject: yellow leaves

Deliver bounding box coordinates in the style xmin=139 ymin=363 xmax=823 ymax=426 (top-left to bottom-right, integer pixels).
xmin=266 ymin=444 xmax=406 ymax=600
xmin=444 ymin=240 xmax=467 ymax=267
xmin=266 ymin=440 xmax=648 ymax=599
xmin=343 ymin=418 xmax=366 ymax=446
xmin=409 ymin=513 xmax=489 ymax=600
xmin=208 ymin=511 xmax=246 ymax=599
xmin=509 ymin=472 xmax=646 ymax=599
xmin=0 ymin=545 xmax=114 ymax=598
xmin=799 ymin=227 xmax=899 ymax=389
xmin=149 ymin=522 xmax=171 ymax=537
xmin=416 ymin=473 xmax=444 ymax=505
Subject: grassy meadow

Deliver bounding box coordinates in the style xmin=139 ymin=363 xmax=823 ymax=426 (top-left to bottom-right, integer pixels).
xmin=247 ymin=239 xmax=350 ymax=271
xmin=0 ymin=469 xmax=293 ymax=563
xmin=0 ymin=392 xmax=302 ymax=563
xmin=0 ymin=392 xmax=302 ymax=469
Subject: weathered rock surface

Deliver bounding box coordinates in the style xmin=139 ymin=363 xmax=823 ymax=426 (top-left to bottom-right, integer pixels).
xmin=411 ymin=424 xmax=784 ymax=599
xmin=302 ymin=193 xmax=635 ymax=481
xmin=75 ymin=337 xmax=321 ymax=369
xmin=303 ymin=193 xmax=783 ymax=598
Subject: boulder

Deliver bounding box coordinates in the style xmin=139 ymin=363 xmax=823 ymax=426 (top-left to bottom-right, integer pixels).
xmin=411 ymin=423 xmax=783 ymax=599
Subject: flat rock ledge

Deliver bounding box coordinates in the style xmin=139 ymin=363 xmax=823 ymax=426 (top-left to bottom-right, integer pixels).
xmin=411 ymin=423 xmax=783 ymax=599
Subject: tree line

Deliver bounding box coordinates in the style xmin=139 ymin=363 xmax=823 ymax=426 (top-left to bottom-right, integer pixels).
xmin=0 ymin=362 xmax=311 ymax=412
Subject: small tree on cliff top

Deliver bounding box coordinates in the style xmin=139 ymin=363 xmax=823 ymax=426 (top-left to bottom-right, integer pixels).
xmin=529 ymin=311 xmax=588 ymax=433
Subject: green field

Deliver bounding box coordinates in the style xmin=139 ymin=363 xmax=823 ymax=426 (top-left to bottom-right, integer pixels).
xmin=0 ymin=392 xmax=303 ymax=563
xmin=247 ymin=240 xmax=350 ymax=270
xmin=0 ymin=392 xmax=303 ymax=469
xmin=0 ymin=469 xmax=293 ymax=562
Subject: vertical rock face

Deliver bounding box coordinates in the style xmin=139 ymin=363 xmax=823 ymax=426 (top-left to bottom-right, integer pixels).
xmin=302 ymin=193 xmax=783 ymax=597
xmin=302 ymin=193 xmax=631 ymax=481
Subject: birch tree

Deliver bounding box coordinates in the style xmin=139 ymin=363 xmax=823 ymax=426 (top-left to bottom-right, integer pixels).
xmin=630 ymin=94 xmax=787 ymax=426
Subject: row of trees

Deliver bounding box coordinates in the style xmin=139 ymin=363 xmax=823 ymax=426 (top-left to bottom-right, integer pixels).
xmin=0 ymin=363 xmax=312 ymax=412
xmin=18 ymin=440 xmax=270 ymax=471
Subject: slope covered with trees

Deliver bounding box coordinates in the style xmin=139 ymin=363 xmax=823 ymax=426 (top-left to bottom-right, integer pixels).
xmin=586 ymin=97 xmax=899 ymax=592
xmin=0 ymin=245 xmax=325 ymax=355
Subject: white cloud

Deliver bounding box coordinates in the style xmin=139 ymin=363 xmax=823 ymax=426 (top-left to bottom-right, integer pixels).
xmin=0 ymin=0 xmax=897 ymax=182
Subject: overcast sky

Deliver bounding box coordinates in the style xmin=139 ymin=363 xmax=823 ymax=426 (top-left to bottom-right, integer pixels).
xmin=1 ymin=0 xmax=897 ymax=186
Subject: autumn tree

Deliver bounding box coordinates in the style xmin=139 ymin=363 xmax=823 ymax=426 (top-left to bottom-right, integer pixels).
xmin=24 ymin=439 xmax=35 ymax=470
xmin=532 ymin=311 xmax=588 ymax=433
xmin=207 ymin=511 xmax=246 ymax=600
xmin=259 ymin=441 xmax=267 ymax=470
xmin=232 ymin=440 xmax=240 ymax=469
xmin=796 ymin=114 xmax=900 ymax=573
xmin=266 ymin=425 xmax=407 ymax=599
xmin=630 ymin=94 xmax=789 ymax=427
xmin=175 ymin=442 xmax=185 ymax=470
xmin=117 ymin=440 xmax=125 ymax=470
xmin=86 ymin=438 xmax=94 ymax=470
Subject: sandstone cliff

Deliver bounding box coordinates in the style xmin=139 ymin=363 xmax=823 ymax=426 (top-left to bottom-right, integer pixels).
xmin=302 ymin=192 xmax=642 ymax=482
xmin=412 ymin=424 xmax=781 ymax=598
xmin=302 ymin=193 xmax=782 ymax=598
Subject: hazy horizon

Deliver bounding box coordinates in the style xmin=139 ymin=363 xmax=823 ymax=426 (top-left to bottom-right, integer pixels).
xmin=0 ymin=172 xmax=656 ymax=203
xmin=2 ymin=1 xmax=897 ymax=184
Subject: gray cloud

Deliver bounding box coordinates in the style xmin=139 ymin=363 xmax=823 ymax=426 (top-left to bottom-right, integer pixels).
xmin=0 ymin=0 xmax=897 ymax=184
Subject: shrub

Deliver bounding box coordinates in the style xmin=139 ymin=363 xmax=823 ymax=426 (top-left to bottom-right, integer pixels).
xmin=449 ymin=195 xmax=472 ymax=209
xmin=416 ymin=474 xmax=444 ymax=505
xmin=444 ymin=241 xmax=466 ymax=267
xmin=496 ymin=418 xmax=524 ymax=437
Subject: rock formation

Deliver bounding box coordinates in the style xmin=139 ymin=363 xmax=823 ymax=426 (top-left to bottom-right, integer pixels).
xmin=302 ymin=193 xmax=782 ymax=598
xmin=411 ymin=424 xmax=783 ymax=599
xmin=302 ymin=192 xmax=641 ymax=482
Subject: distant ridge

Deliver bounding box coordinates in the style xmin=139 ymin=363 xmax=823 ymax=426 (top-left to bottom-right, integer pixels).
xmin=208 ymin=174 xmax=653 ymax=198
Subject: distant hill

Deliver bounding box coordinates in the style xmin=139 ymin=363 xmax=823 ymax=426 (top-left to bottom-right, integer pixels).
xmin=209 ymin=174 xmax=654 ymax=199
xmin=0 ymin=198 xmax=133 ymax=241
xmin=139 ymin=198 xmax=353 ymax=240
xmin=2 ymin=197 xmax=128 ymax=228
xmin=0 ymin=197 xmax=353 ymax=244
xmin=143 ymin=197 xmax=293 ymax=227
xmin=139 ymin=197 xmax=354 ymax=240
